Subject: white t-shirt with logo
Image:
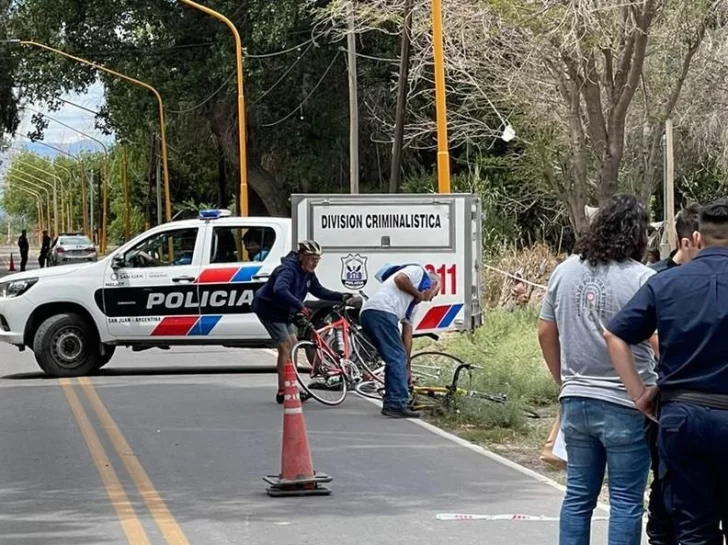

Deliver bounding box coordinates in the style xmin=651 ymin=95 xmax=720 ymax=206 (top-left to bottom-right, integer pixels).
xmin=361 ymin=265 xmax=425 ymax=324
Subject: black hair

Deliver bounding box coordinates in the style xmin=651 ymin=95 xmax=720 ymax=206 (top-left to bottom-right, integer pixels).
xmin=242 ymin=229 xmax=261 ymax=245
xmin=575 ymin=194 xmax=649 ymax=267
xmin=699 ymin=198 xmax=728 ymax=245
xmin=676 ymin=204 xmax=700 ymax=241
xmin=647 ymin=249 xmax=661 ymax=262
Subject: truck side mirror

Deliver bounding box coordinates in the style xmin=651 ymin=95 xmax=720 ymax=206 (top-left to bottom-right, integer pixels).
xmin=111 ymin=254 xmax=125 ymax=270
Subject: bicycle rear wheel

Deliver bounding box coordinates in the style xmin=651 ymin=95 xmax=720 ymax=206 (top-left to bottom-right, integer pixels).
xmin=349 ymin=328 xmax=385 ymax=383
xmin=354 ymin=379 xmax=385 ymax=400
xmin=291 ymin=341 xmax=348 ymax=406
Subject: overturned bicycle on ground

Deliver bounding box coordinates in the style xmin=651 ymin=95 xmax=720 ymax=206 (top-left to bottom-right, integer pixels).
xmin=0 ymin=193 xmax=484 ymax=377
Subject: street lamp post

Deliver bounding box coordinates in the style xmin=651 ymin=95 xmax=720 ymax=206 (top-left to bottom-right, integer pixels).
xmin=178 ymin=0 xmax=249 ymax=216
xmin=7 ymin=173 xmax=52 ymax=235
xmin=48 ymin=98 xmax=132 ymax=238
xmin=121 ymin=145 xmax=130 ymax=240
xmin=431 ymin=0 xmax=451 ymax=193
xmin=1 ymin=38 xmax=172 ymax=223
xmin=19 ymin=136 xmax=89 ymax=240
xmin=50 ymin=162 xmax=76 ymax=232
xmin=26 ymin=107 xmax=111 ymax=252
xmin=9 ymin=157 xmax=61 ymax=235
xmin=7 ymin=184 xmax=44 ymax=240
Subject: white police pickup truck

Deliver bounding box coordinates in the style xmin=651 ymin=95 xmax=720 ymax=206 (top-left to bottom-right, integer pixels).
xmin=0 ymin=193 xmax=483 ymax=377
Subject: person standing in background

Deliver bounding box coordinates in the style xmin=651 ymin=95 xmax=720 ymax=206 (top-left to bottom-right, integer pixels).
xmin=38 ymin=230 xmax=51 ymax=268
xmin=650 ymin=204 xmax=701 ymax=273
xmin=17 ymin=230 xmax=29 ymax=272
xmin=538 ymin=194 xmax=655 ymax=545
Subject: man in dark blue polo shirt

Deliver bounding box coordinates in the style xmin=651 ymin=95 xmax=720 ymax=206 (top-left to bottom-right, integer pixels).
xmin=644 ymin=204 xmax=700 ymax=545
xmin=604 ymin=198 xmax=728 ymax=545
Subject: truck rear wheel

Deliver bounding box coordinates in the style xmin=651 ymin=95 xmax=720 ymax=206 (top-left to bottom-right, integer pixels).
xmin=33 ymin=313 xmax=101 ymax=377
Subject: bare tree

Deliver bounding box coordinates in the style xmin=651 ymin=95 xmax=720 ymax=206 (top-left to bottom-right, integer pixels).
xmin=316 ymin=0 xmax=724 ymax=233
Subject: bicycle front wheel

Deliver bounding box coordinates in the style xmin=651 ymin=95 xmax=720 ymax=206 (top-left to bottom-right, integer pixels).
xmin=410 ymin=350 xmax=464 ymax=383
xmin=291 ymin=341 xmax=348 ymax=406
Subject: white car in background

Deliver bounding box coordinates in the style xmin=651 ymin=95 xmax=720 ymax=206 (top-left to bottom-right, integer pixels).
xmin=48 ymin=233 xmax=98 ymax=267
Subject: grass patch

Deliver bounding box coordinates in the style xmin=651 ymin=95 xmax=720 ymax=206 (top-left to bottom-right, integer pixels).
xmin=415 ymin=306 xmax=558 ymax=419
xmin=413 ymin=307 xmax=564 ymax=481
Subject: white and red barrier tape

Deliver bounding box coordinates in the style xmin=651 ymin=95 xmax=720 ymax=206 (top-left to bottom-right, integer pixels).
xmin=436 ymin=513 xmax=609 ymax=522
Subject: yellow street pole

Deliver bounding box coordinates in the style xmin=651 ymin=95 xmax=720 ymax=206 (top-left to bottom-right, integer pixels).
xmin=8 ymin=184 xmax=44 ymax=237
xmin=10 ymin=157 xmax=62 ymax=234
xmin=51 ymin=162 xmax=76 ymax=231
xmin=10 ymin=39 xmax=172 ymax=223
xmin=178 ymin=0 xmax=249 ymax=216
xmin=50 ymin=98 xmax=133 ymax=233
xmin=7 ymin=166 xmax=56 ymax=235
xmin=8 ymin=173 xmax=52 ymax=235
xmin=121 ymin=145 xmax=130 ymax=240
xmin=431 ymin=0 xmax=451 ymax=193
xmin=25 ymin=107 xmax=111 ymax=252
xmin=18 ymin=136 xmax=89 ymax=239
xmin=79 ymin=161 xmax=88 ymax=237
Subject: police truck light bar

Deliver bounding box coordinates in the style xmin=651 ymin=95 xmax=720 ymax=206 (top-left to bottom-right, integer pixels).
xmin=199 ymin=209 xmax=232 ymax=220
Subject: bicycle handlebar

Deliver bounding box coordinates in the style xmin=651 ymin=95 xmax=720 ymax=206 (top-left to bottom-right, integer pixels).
xmin=451 ymin=362 xmax=480 ymax=389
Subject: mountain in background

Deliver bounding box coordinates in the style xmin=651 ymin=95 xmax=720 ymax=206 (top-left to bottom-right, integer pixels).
xmin=17 ymin=139 xmax=106 ymax=158
xmin=0 ymin=139 xmax=108 ymax=200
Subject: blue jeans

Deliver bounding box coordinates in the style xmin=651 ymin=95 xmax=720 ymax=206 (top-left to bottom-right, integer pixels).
xmin=359 ymin=310 xmax=409 ymax=409
xmin=560 ymin=397 xmax=650 ymax=545
xmin=659 ymin=401 xmax=728 ymax=545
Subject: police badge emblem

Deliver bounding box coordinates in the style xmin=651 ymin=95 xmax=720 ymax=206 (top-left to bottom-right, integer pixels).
xmin=340 ymin=253 xmax=368 ymax=289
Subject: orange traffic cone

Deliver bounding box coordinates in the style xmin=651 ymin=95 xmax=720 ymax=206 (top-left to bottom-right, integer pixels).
xmin=7 ymin=253 xmax=16 ymax=272
xmin=263 ymin=360 xmax=332 ymax=497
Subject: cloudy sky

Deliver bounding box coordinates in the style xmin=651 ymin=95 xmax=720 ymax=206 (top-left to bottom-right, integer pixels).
xmin=14 ymin=79 xmax=113 ymax=146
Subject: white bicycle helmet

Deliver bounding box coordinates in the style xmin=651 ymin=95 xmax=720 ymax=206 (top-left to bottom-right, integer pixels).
xmin=298 ymin=240 xmax=323 ymax=256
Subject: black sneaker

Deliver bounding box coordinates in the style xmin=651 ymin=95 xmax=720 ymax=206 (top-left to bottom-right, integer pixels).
xmin=276 ymin=391 xmax=285 ymax=404
xmin=381 ymin=406 xmax=420 ymax=419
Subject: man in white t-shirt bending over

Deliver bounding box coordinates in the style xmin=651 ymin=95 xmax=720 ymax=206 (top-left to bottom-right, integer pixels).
xmin=360 ymin=264 xmax=440 ymax=418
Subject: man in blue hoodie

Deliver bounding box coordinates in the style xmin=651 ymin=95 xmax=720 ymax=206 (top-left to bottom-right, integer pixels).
xmin=252 ymin=240 xmax=354 ymax=403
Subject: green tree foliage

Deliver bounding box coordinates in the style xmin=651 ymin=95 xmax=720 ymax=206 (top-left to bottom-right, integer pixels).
xmin=8 ymin=0 xmax=401 ymax=220
xmin=0 ymin=0 xmax=20 ymax=137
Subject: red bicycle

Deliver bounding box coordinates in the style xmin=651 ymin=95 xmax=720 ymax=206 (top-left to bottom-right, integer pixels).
xmin=291 ymin=302 xmax=384 ymax=406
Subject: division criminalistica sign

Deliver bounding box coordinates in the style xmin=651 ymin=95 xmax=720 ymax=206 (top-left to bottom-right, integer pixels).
xmin=311 ymin=204 xmax=451 ymax=248
xmin=320 ymin=212 xmax=442 ymax=230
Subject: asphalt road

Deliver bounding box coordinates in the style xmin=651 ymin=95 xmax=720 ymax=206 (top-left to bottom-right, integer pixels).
xmin=0 ymin=344 xmax=611 ymax=545
xmin=0 ymin=247 xmax=39 ymax=278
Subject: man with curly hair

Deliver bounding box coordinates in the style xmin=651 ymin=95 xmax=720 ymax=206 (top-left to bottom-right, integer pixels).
xmin=538 ymin=194 xmax=655 ymax=545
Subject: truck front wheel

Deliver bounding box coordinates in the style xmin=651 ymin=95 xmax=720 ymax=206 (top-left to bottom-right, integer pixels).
xmin=33 ymin=313 xmax=101 ymax=377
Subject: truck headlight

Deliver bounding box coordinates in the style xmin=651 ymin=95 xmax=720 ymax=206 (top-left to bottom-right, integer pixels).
xmin=0 ymin=278 xmax=38 ymax=298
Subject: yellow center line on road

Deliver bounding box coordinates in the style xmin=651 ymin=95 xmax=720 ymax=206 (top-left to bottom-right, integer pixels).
xmin=59 ymin=379 xmax=152 ymax=545
xmin=78 ymin=377 xmax=191 ymax=545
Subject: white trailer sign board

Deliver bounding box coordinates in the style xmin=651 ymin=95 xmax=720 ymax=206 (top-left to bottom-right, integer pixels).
xmin=291 ymin=193 xmax=483 ymax=334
